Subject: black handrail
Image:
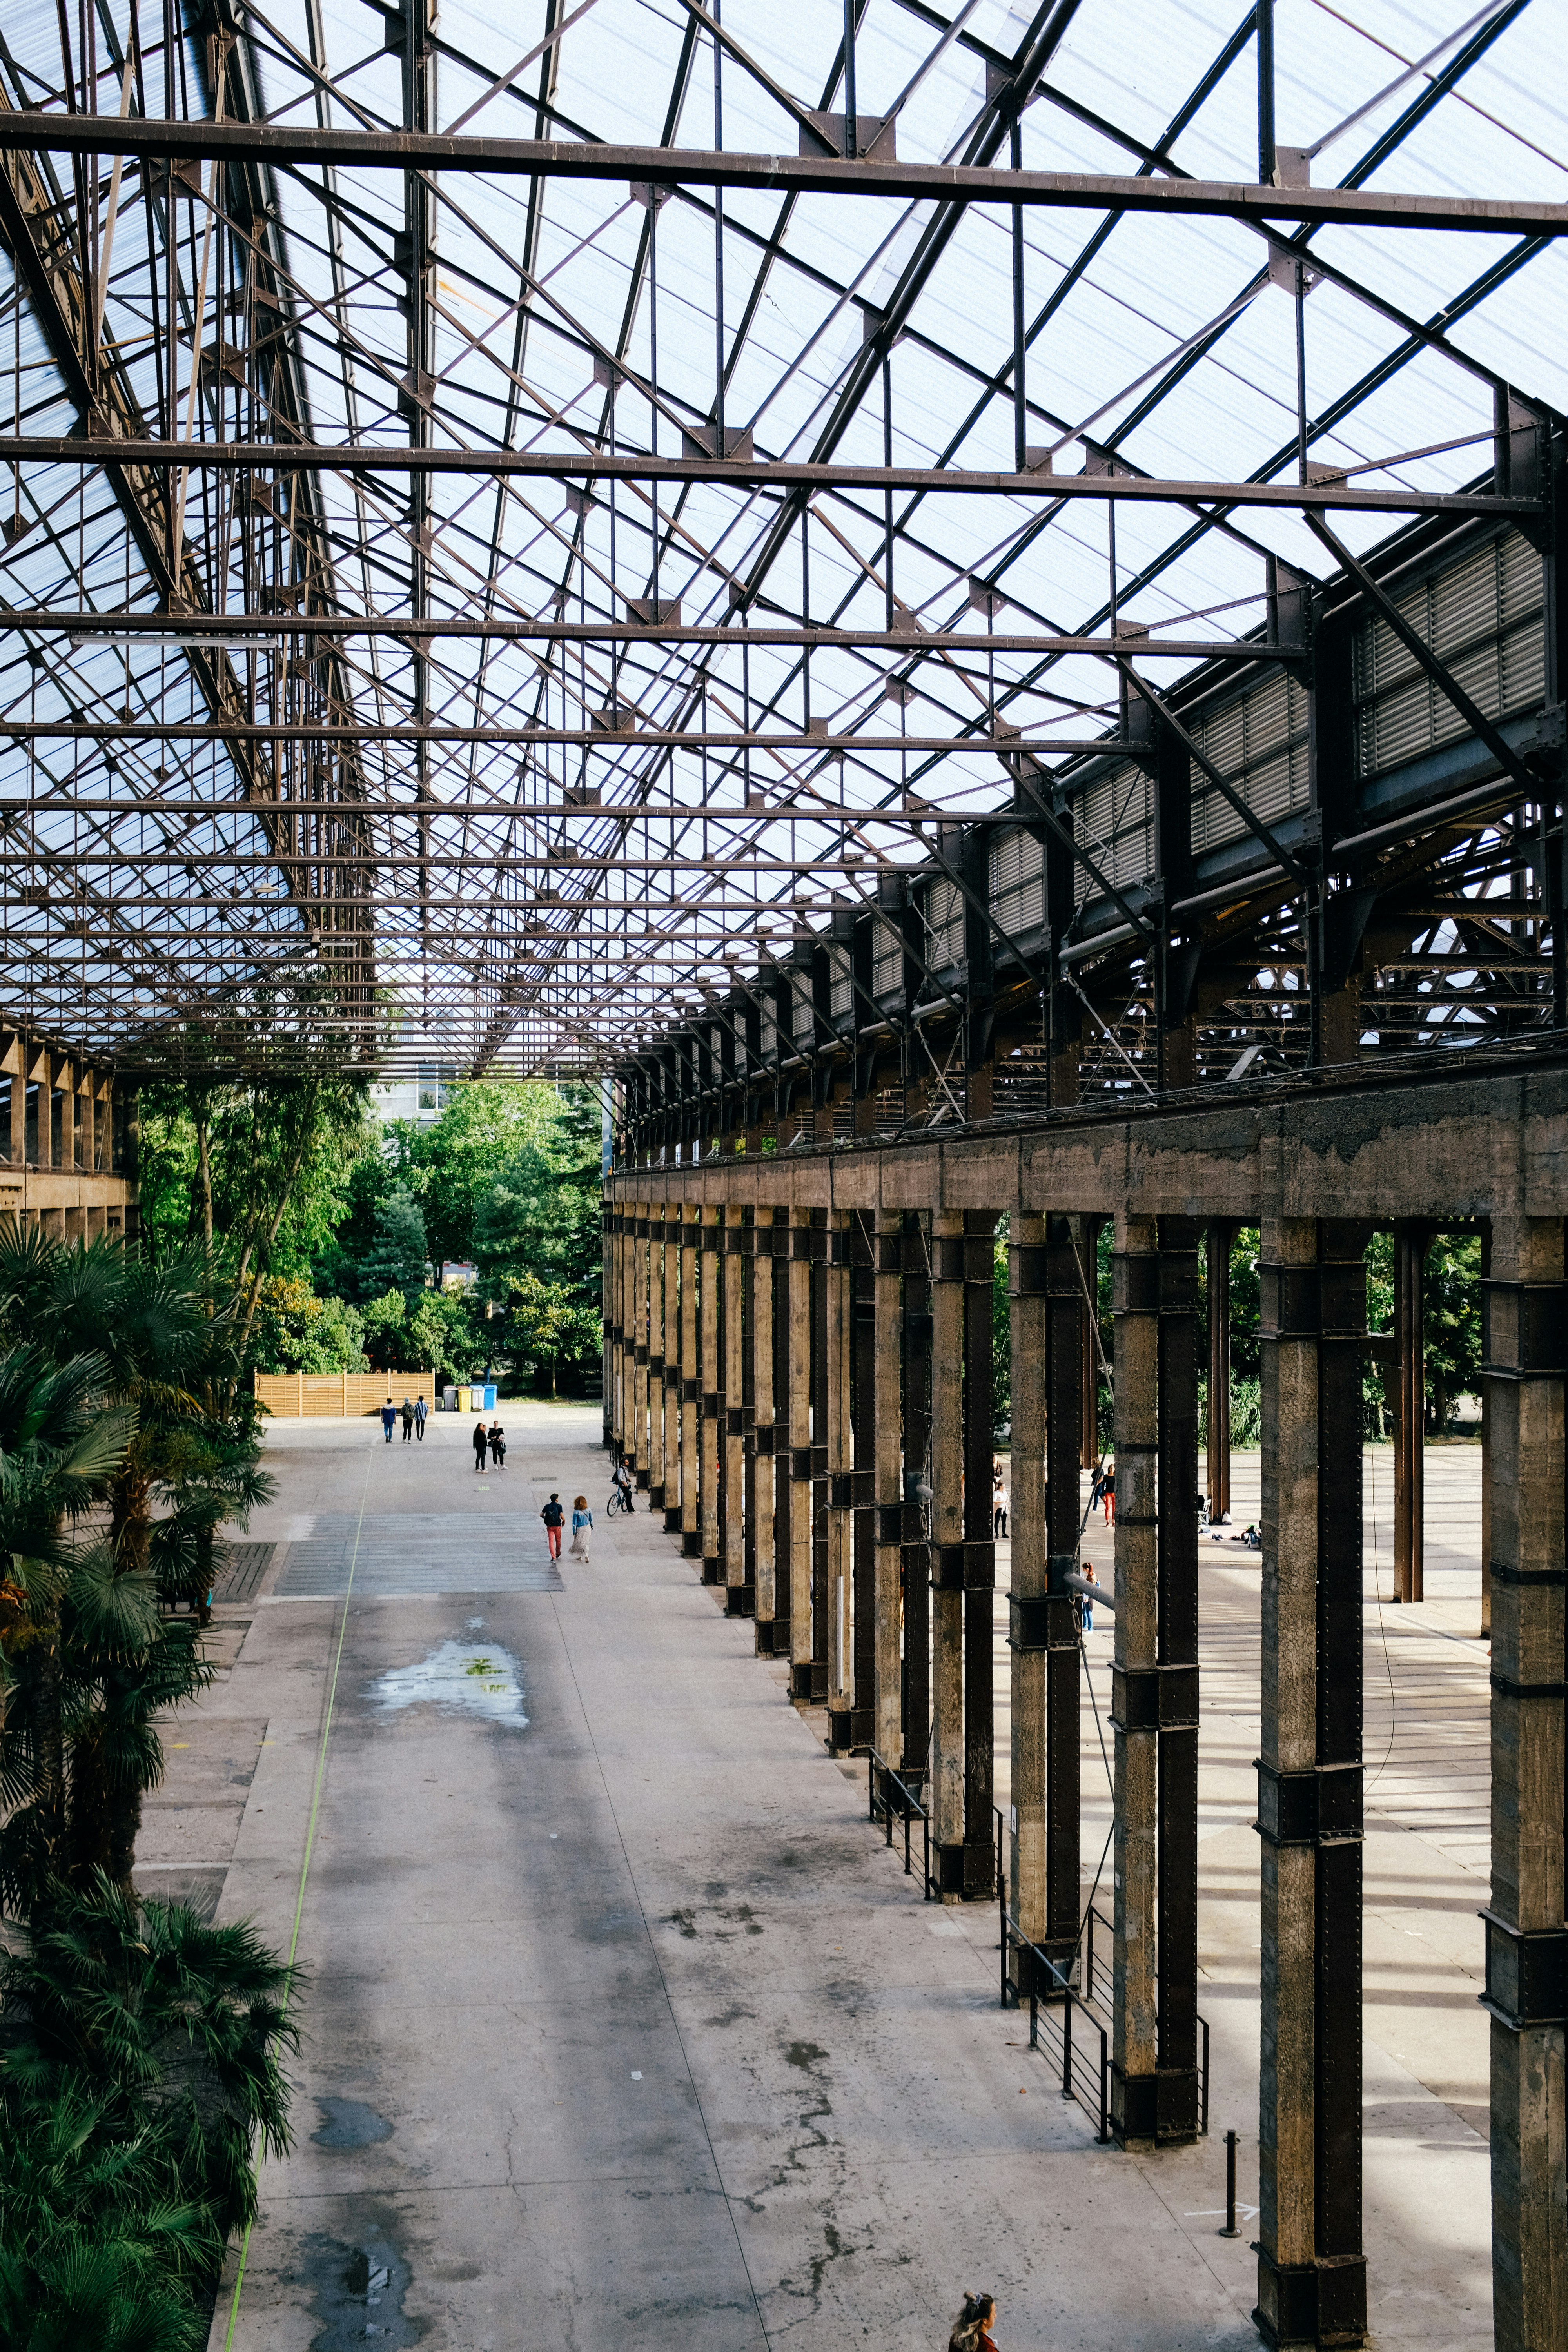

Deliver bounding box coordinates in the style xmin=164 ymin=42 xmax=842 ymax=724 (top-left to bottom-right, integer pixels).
xmin=866 ymin=1748 xmax=933 ymax=1899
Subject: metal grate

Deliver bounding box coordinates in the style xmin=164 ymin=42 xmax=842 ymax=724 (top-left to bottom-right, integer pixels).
xmin=212 ymin=1541 xmax=275 ymax=1603
xmin=1355 ymin=528 xmax=1545 ymax=776
xmin=1073 ymin=762 xmax=1152 ymax=904
xmin=1189 ymin=670 xmax=1311 ymax=852
xmin=990 ymin=826 xmax=1045 ymax=937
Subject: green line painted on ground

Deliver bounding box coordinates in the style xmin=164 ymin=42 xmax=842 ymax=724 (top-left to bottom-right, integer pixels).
xmin=222 ymin=1438 xmax=375 ymax=2352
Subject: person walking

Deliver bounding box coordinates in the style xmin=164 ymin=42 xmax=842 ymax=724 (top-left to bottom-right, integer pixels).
xmin=400 ymin=1397 xmax=414 ymax=1442
xmin=992 ymin=1458 xmax=1008 ymax=1540
xmin=1078 ymin=1559 xmax=1099 ymax=1633
xmin=472 ymin=1418 xmax=489 ymax=1473
xmin=949 ymin=2294 xmax=999 ymax=2352
xmin=570 ymin=1494 xmax=593 ymax=1560
xmin=541 ymin=1493 xmax=565 ymax=1560
xmin=489 ymin=1422 xmax=506 ymax=1469
xmin=1103 ymin=1455 xmax=1115 ymax=1524
xmin=380 ymin=1400 xmax=396 ymax=1445
xmin=413 ymin=1394 xmax=428 ymax=1441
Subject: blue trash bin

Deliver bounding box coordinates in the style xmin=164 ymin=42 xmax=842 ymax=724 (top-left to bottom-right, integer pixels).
xmin=482 ymin=1384 xmax=497 ymax=1411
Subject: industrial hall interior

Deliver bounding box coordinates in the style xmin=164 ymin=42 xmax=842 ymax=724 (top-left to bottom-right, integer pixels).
xmin=0 ymin=0 xmax=1564 ymax=2347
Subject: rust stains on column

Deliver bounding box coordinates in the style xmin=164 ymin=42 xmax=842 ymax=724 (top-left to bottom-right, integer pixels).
xmin=873 ymin=1210 xmax=904 ymax=1768
xmin=787 ymin=1209 xmax=816 ymax=1700
xmin=699 ymin=1205 xmax=723 ymax=1579
xmin=679 ymin=1206 xmax=700 ymax=1555
xmin=1045 ymin=1217 xmax=1085 ymax=1976
xmin=826 ymin=1209 xmax=855 ymax=1748
xmin=1008 ymin=1214 xmax=1049 ymax=1978
xmin=1156 ymin=1218 xmax=1201 ymax=2144
xmin=647 ymin=1210 xmax=667 ymax=1509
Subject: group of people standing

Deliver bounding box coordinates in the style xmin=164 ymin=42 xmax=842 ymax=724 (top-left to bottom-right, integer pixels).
xmin=379 ymin=1396 xmax=429 ymax=1443
xmin=471 ymin=1419 xmax=507 ymax=1470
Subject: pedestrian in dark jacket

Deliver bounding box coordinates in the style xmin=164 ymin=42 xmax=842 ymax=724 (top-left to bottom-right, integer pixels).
xmin=380 ymin=1401 xmax=396 ymax=1444
xmin=413 ymin=1395 xmax=428 ymax=1440
xmin=472 ymin=1419 xmax=488 ymax=1472
xmin=400 ymin=1397 xmax=414 ymax=1441
xmin=541 ymin=1494 xmax=565 ymax=1559
xmin=489 ymin=1423 xmax=506 ymax=1468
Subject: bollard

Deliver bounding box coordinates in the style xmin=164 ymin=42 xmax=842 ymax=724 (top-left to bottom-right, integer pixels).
xmin=1220 ymin=2129 xmax=1240 ymax=2237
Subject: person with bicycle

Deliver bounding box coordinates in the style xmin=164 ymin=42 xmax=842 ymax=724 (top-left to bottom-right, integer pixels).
xmin=610 ymin=1457 xmax=635 ymax=1513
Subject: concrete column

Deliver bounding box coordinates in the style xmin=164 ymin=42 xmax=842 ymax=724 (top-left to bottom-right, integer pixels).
xmin=902 ymin=1212 xmax=933 ymax=1778
xmin=1256 ymin=1217 xmax=1368 ymax=2351
xmin=810 ymin=1214 xmax=831 ymax=1690
xmin=1394 ymin=1221 xmax=1427 ymax=1604
xmin=873 ymin=1210 xmax=903 ymax=1767
xmin=1045 ymin=1218 xmax=1085 ymax=1972
xmin=826 ymin=1209 xmax=855 ymax=1748
xmin=1081 ymin=1214 xmax=1103 ymax=1469
xmin=1008 ymin=1214 xmax=1050 ymax=1968
xmin=1112 ymin=1212 xmax=1159 ymax=2144
xmin=722 ymin=1204 xmax=748 ymax=1612
xmin=699 ymin=1207 xmax=722 ymax=1577
xmin=633 ymin=1210 xmax=653 ymax=1489
xmin=606 ymin=1213 xmax=623 ymax=1458
xmin=623 ymin=1208 xmax=641 ymax=1476
xmin=1480 ymin=1222 xmax=1493 ymax=1643
xmin=653 ymin=1204 xmax=672 ymax=1515
xmin=679 ymin=1207 xmax=700 ymax=1556
xmin=1483 ymin=1216 xmax=1566 ymax=2352
xmin=1207 ymin=1219 xmax=1232 ymax=1522
xmin=929 ymin=1210 xmax=966 ymax=1895
xmin=750 ymin=1211 xmax=778 ymax=1646
xmin=787 ymin=1209 xmax=816 ymax=1700
xmin=847 ymin=1209 xmax=877 ymax=1751
xmin=1157 ymin=1219 xmax=1201 ymax=2143
xmin=963 ymin=1212 xmax=998 ymax=1899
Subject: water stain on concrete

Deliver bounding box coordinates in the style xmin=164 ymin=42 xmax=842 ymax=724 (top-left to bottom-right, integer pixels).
xmin=312 ymin=2096 xmax=394 ymax=2149
xmin=302 ymin=2224 xmax=421 ymax=2348
xmin=368 ymin=1636 xmax=528 ymax=1728
xmin=785 ymin=2040 xmax=828 ymax=2071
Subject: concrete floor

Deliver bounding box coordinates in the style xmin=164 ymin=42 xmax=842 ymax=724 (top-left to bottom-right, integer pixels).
xmin=153 ymin=1412 xmax=1492 ymax=2352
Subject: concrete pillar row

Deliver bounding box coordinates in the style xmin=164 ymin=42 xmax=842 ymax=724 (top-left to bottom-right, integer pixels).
xmin=647 ymin=1212 xmax=667 ymax=1509
xmin=1483 ymin=1214 xmax=1567 ymax=2352
xmin=747 ymin=1208 xmax=778 ymax=1643
xmin=1256 ymin=1216 xmax=1368 ymax=2352
xmin=722 ymin=1204 xmax=748 ymax=1613
xmin=679 ymin=1207 xmax=700 ymax=1555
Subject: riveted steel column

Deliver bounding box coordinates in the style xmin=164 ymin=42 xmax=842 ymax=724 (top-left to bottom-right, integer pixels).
xmin=930 ymin=1210 xmax=967 ymax=1896
xmin=679 ymin=1206 xmax=700 ymax=1555
xmin=661 ymin=1208 xmax=681 ymax=1526
xmin=1081 ymin=1214 xmax=1104 ymax=1470
xmin=787 ymin=1209 xmax=816 ymax=1699
xmin=826 ymin=1209 xmax=855 ymax=1748
xmin=1158 ymin=1218 xmax=1201 ymax=2144
xmin=1482 ymin=1220 xmax=1567 ymax=2352
xmin=1256 ymin=1218 xmax=1368 ymax=2352
xmin=646 ymin=1209 xmax=667 ymax=1510
xmin=723 ymin=1203 xmax=749 ymax=1612
xmin=902 ymin=1211 xmax=933 ymax=1778
xmin=874 ymin=1210 xmax=904 ymax=1766
xmin=700 ymin=1205 xmax=723 ymax=1578
xmin=1112 ymin=1213 xmax=1159 ymax=2146
xmin=1009 ymin=1214 xmax=1050 ymax=1971
xmin=1207 ymin=1219 xmax=1233 ymax=1523
xmin=964 ymin=1211 xmax=998 ymax=1900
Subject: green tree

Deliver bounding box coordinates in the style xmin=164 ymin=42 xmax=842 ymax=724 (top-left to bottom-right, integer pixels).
xmin=360 ymin=1289 xmax=410 ymax=1372
xmin=407 ymin=1287 xmax=481 ymax=1384
xmin=501 ymin=1270 xmax=597 ymax=1397
xmin=398 ymin=1082 xmax=568 ymax=1265
xmin=250 ymin=1276 xmax=366 ymax=1374
xmin=351 ymin=1186 xmax=428 ymax=1307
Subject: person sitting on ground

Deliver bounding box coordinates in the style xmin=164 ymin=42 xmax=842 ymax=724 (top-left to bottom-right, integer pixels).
xmin=949 ymin=2293 xmax=999 ymax=2352
xmin=472 ymin=1418 xmax=489 ymax=1473
xmin=489 ymin=1422 xmax=506 ymax=1468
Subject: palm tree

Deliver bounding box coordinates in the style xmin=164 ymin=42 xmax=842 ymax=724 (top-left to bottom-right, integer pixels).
xmin=0 ymin=1349 xmax=132 ymax=1911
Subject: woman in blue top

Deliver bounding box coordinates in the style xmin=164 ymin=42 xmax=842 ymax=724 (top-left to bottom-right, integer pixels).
xmin=570 ymin=1495 xmax=593 ymax=1560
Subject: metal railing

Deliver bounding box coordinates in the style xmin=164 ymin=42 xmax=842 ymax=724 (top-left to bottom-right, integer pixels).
xmin=867 ymin=1749 xmax=934 ymax=1898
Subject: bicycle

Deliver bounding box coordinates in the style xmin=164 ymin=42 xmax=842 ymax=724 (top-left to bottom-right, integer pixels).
xmin=606 ymin=1483 xmax=634 ymax=1516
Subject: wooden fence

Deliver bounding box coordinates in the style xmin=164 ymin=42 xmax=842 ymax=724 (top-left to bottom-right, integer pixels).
xmin=254 ymin=1370 xmax=438 ymax=1419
